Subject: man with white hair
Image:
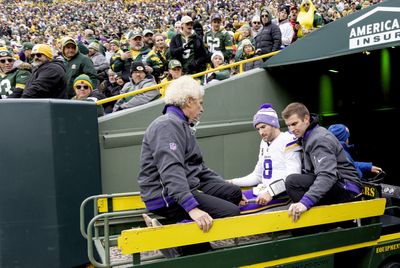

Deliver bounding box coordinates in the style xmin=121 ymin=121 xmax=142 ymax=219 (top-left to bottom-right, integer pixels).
xmin=138 ymin=75 xmax=243 ymax=256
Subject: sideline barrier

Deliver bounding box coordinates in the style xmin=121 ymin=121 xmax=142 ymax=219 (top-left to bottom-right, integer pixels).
xmin=118 ymin=199 xmax=386 ymax=255
xmin=96 ymin=51 xmax=280 ymax=106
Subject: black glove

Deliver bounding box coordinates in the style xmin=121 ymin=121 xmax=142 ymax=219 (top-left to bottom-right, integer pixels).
xmin=183 ymin=39 xmax=194 ymax=50
xmin=206 ymin=72 xmax=216 ymax=83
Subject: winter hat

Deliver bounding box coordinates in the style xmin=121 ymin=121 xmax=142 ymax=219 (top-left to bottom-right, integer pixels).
xmin=22 ymin=42 xmax=34 ymax=50
xmin=253 ymin=103 xmax=280 ymax=128
xmin=130 ymin=61 xmax=146 ymax=73
xmin=211 ymin=51 xmax=224 ymax=62
xmin=252 ymin=15 xmax=261 ymax=23
xmin=32 ymin=44 xmax=53 ymax=60
xmin=328 ymin=124 xmax=350 ymax=143
xmin=278 ymin=4 xmax=290 ymax=15
xmin=168 ymin=59 xmax=182 ymax=69
xmin=73 ymin=74 xmax=94 ymax=90
xmin=110 ymin=39 xmax=120 ymax=47
xmin=0 ymin=46 xmax=12 ymax=57
xmin=88 ymin=42 xmax=100 ymax=51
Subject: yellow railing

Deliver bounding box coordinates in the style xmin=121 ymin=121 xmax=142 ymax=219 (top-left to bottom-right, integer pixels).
xmin=96 ymin=50 xmax=280 ymax=106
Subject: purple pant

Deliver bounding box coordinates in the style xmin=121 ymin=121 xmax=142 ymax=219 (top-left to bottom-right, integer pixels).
xmin=240 ymin=189 xmax=291 ymax=214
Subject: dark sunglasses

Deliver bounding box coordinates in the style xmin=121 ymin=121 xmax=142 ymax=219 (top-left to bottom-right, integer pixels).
xmin=0 ymin=58 xmax=14 ymax=63
xmin=32 ymin=53 xmax=44 ymax=58
xmin=75 ymin=85 xmax=90 ymax=90
xmin=261 ymin=15 xmax=269 ymax=18
xmin=253 ymin=21 xmax=261 ymax=24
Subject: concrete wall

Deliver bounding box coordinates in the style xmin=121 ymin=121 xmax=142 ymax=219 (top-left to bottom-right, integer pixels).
xmin=98 ymin=69 xmax=292 ymax=194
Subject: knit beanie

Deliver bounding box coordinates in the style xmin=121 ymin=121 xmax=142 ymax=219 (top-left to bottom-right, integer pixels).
xmin=73 ymin=74 xmax=94 ymax=90
xmin=32 ymin=44 xmax=53 ymax=60
xmin=253 ymin=103 xmax=280 ymax=128
xmin=110 ymin=39 xmax=120 ymax=47
xmin=211 ymin=51 xmax=224 ymax=62
xmin=88 ymin=42 xmax=100 ymax=51
xmin=328 ymin=124 xmax=350 ymax=143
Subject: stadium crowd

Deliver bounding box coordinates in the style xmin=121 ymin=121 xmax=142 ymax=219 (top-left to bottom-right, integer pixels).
xmin=0 ymin=0 xmax=382 ymax=114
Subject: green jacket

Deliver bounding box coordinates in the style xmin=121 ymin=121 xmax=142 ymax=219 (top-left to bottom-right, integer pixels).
xmin=61 ymin=38 xmax=98 ymax=98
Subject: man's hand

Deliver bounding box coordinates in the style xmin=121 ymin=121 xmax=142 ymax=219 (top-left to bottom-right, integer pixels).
xmin=256 ymin=191 xmax=272 ymax=205
xmin=240 ymin=194 xmax=248 ymax=206
xmin=145 ymin=65 xmax=153 ymax=74
xmin=183 ymin=39 xmax=194 ymax=50
xmin=371 ymin=166 xmax=382 ymax=174
xmin=120 ymin=51 xmax=131 ymax=60
xmin=188 ymin=207 xmax=213 ymax=232
xmin=288 ymin=202 xmax=308 ymax=222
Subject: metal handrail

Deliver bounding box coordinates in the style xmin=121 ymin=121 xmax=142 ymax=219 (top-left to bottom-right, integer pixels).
xmin=95 ymin=50 xmax=280 ymax=106
xmin=80 ymin=191 xmax=149 ymax=267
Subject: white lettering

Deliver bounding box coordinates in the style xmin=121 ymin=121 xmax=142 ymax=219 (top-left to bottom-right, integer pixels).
xmin=349 ymin=19 xmax=400 ymax=38
xmin=349 ymin=29 xmax=400 ymax=49
xmin=349 ymin=19 xmax=400 ymax=49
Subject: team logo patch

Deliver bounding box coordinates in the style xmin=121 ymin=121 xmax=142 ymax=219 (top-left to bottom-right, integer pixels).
xmin=169 ymin=142 xmax=177 ymax=151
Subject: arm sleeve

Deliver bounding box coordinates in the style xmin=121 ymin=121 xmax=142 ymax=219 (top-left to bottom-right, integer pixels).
xmin=82 ymin=57 xmax=98 ymax=87
xmin=280 ymin=24 xmax=294 ymax=46
xmin=119 ymin=80 xmax=159 ymax=110
xmin=271 ymin=25 xmax=282 ymax=51
xmin=301 ymin=136 xmax=339 ymax=207
xmin=152 ymin=121 xmax=198 ymax=212
xmin=22 ymin=65 xmax=63 ymax=98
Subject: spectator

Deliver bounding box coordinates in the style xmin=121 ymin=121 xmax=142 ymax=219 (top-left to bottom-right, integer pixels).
xmin=87 ymin=41 xmax=110 ymax=83
xmin=18 ymin=42 xmax=34 ymax=63
xmin=99 ymin=69 xmax=125 ymax=114
xmin=234 ymin=39 xmax=263 ymax=72
xmin=142 ymin=29 xmax=155 ymax=50
xmin=236 ymin=24 xmax=254 ymax=48
xmin=146 ymin=33 xmax=168 ymax=83
xmin=297 ymin=0 xmax=324 ymax=37
xmin=281 ymin=102 xmax=362 ymax=222
xmin=328 ymin=124 xmax=382 ymax=180
xmin=204 ymin=13 xmax=233 ymax=63
xmin=169 ymin=16 xmax=209 ymax=75
xmin=204 ymin=51 xmax=230 ymax=85
xmin=113 ymin=31 xmax=150 ymax=82
xmin=193 ymin=20 xmax=205 ymax=40
xmin=71 ymin=74 xmax=105 ymax=117
xmin=289 ymin=5 xmax=301 ymax=42
xmin=254 ymin=8 xmax=282 ymax=57
xmin=113 ymin=62 xmax=158 ymax=112
xmin=22 ymin=44 xmax=67 ymax=99
xmin=61 ymin=37 xmax=98 ymax=98
xmin=160 ymin=59 xmax=183 ymax=97
xmin=277 ymin=5 xmax=294 ymax=48
xmin=0 ymin=47 xmax=31 ymax=98
xmin=251 ymin=15 xmax=263 ymax=38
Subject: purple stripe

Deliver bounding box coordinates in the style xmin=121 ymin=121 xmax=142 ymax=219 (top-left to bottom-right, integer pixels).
xmin=144 ymin=196 xmax=175 ymax=210
xmin=181 ymin=196 xmax=199 ymax=212
xmin=240 ymin=197 xmax=291 ymax=212
xmin=300 ymin=195 xmax=314 ymax=209
xmin=286 ymin=140 xmax=298 ymax=147
xmin=345 ymin=180 xmax=361 ymax=194
xmin=166 ymin=106 xmax=188 ymax=122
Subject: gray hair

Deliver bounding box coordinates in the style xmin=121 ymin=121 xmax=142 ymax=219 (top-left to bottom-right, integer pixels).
xmin=164 ymin=76 xmax=204 ymax=107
